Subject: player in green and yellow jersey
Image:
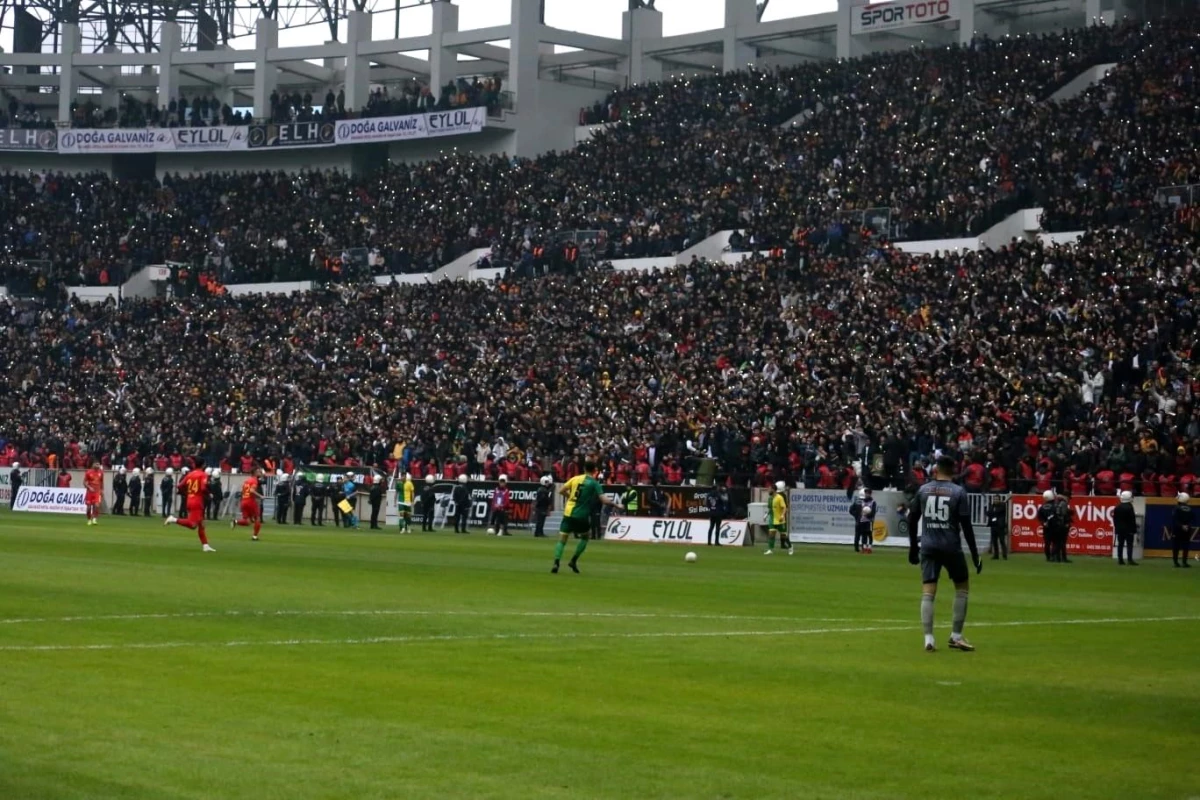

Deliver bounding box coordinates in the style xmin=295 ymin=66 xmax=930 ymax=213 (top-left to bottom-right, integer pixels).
xmin=553 ymin=461 xmax=620 ymax=574
xmin=398 ymin=472 xmax=416 ymax=533
xmin=764 ymin=480 xmax=793 ymax=555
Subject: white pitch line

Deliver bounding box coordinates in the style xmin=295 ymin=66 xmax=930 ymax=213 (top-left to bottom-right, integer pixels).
xmin=0 ymin=610 xmax=911 ymax=626
xmin=0 ymin=616 xmax=1196 ymax=654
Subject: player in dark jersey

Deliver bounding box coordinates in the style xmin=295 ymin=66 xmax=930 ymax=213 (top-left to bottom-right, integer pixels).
xmin=907 ymin=455 xmax=983 ymax=652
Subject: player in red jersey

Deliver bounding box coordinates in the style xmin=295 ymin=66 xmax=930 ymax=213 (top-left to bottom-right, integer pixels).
xmin=84 ymin=463 xmax=104 ymax=525
xmin=232 ymin=468 xmax=265 ymax=540
xmin=166 ymin=459 xmax=216 ymax=552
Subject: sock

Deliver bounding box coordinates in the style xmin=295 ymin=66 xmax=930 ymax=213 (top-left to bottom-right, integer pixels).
xmin=572 ymin=538 xmax=588 ymax=562
xmin=952 ymin=589 xmax=968 ymax=638
xmin=235 ymin=519 xmax=248 ymax=526
xmin=921 ymin=593 xmax=935 ymax=637
xmin=253 ymin=521 xmax=261 ymax=536
xmin=198 ymin=528 xmax=209 ymax=545
xmin=554 ymin=539 xmax=566 ymax=561
xmin=767 ymin=534 xmax=776 ymax=550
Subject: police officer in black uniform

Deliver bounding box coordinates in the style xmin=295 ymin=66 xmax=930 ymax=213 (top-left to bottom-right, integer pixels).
xmin=452 ymin=475 xmax=470 ymax=533
xmin=1173 ymin=492 xmax=1194 ymax=568
xmin=112 ymin=468 xmax=128 ymax=515
xmin=368 ymin=477 xmax=384 ymax=529
xmin=420 ymin=476 xmax=436 ymax=531
xmin=534 ymin=476 xmax=553 ymax=537
xmin=208 ymin=470 xmax=224 ymax=520
xmin=310 ymin=477 xmax=326 ymax=525
xmin=330 ymin=475 xmax=344 ymax=528
xmin=160 ymin=469 xmax=175 ymax=517
xmin=142 ymin=470 xmax=154 ymax=516
xmin=1113 ymin=490 xmax=1138 ymax=566
xmin=647 ymin=478 xmax=667 ymax=518
xmin=293 ymin=475 xmax=309 ymax=525
xmin=705 ymin=487 xmax=725 ymax=546
xmin=8 ymin=462 xmax=22 ymax=510
xmin=128 ymin=469 xmax=142 ymax=516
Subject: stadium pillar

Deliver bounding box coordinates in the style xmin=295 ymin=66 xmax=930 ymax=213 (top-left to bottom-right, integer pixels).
xmin=344 ymin=10 xmax=370 ymax=113
xmin=100 ymin=45 xmax=121 ymax=117
xmin=835 ymin=0 xmax=859 ymax=60
xmin=158 ymin=22 xmax=180 ymax=114
xmin=1085 ymin=0 xmax=1101 ymax=24
xmin=430 ymin=1 xmax=459 ymax=97
xmin=622 ymin=5 xmax=662 ymax=86
xmin=509 ymin=0 xmax=541 ymax=153
xmin=253 ymin=18 xmax=279 ymax=121
xmin=57 ymin=24 xmax=80 ymax=124
xmin=723 ymin=0 xmax=756 ymax=73
xmin=958 ymin=0 xmax=975 ymax=44
xmin=213 ymin=45 xmax=237 ymax=110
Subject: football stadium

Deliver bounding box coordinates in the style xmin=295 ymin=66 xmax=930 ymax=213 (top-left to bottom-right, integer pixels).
xmin=1 ymin=0 xmax=1199 ymax=797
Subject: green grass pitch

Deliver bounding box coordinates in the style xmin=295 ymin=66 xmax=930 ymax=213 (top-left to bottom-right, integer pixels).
xmin=0 ymin=510 xmax=1197 ymax=800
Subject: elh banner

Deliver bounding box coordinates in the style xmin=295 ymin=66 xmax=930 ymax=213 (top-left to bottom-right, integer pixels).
xmin=247 ymin=121 xmax=337 ymax=149
xmin=0 ymin=128 xmax=57 ymax=151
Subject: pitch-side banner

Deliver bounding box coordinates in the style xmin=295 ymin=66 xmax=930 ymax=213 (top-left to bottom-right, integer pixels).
xmin=1009 ymin=495 xmax=1116 ymax=556
xmin=13 ymin=486 xmax=87 ymax=514
xmin=334 ymin=107 xmax=487 ymax=145
xmin=56 ymin=126 xmax=249 ymax=154
xmin=852 ymin=0 xmax=960 ymax=35
xmin=605 ymin=516 xmax=747 ymax=546
xmin=1140 ymin=497 xmax=1198 ymax=558
xmin=788 ymin=488 xmax=993 ymax=549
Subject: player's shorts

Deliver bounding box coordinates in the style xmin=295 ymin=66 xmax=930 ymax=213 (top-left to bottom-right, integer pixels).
xmin=920 ymin=550 xmax=969 ymax=585
xmin=240 ymin=499 xmax=260 ymax=520
xmin=186 ymin=496 xmax=205 ymax=520
xmin=770 ymin=524 xmax=787 ymax=533
xmin=559 ymin=516 xmax=591 ymax=537
xmin=398 ymin=502 xmax=412 ymax=515
xmin=85 ymin=492 xmax=100 ymax=506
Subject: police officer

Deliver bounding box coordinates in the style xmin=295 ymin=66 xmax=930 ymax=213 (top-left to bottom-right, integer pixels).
xmin=208 ymin=468 xmax=224 ymax=520
xmin=293 ymin=475 xmax=309 ymax=525
xmin=160 ymin=468 xmax=175 ymax=518
xmin=1037 ymin=489 xmax=1058 ymax=562
xmin=452 ymin=474 xmax=470 ymax=533
xmin=310 ymin=475 xmax=326 ymax=525
xmin=142 ymin=469 xmax=154 ymax=516
xmin=534 ymin=475 xmax=553 ymax=537
xmin=705 ymin=487 xmax=725 ymax=546
xmin=987 ymin=495 xmax=1008 ymax=560
xmin=368 ymin=476 xmax=384 ymax=529
xmin=1173 ymin=492 xmax=1193 ymax=568
xmin=112 ymin=467 xmax=128 ymax=515
xmin=8 ymin=461 xmax=22 ymax=510
xmin=275 ymin=471 xmax=291 ymax=524
xmin=128 ymin=468 xmax=142 ymax=516
xmin=420 ymin=475 xmax=436 ymax=531
xmin=620 ymin=485 xmax=639 ymax=516
xmin=1054 ymin=492 xmax=1072 ymax=563
xmin=1113 ymin=490 xmax=1138 ymax=566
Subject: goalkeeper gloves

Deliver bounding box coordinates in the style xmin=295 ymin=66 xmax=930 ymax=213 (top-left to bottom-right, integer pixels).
xmin=908 ymin=548 xmax=920 ymax=565
xmin=973 ymin=554 xmax=984 ymax=574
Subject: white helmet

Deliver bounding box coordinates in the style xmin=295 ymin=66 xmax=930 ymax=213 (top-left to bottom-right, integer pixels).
xmin=1119 ymin=490 xmax=1133 ymax=503
xmin=118 ymin=466 xmax=126 ymax=474
xmin=145 ymin=468 xmax=153 ymax=475
xmin=404 ymin=472 xmax=412 ymax=480
xmin=276 ymin=469 xmax=284 ymax=478
xmin=458 ymin=474 xmax=468 ymax=484
xmin=132 ymin=468 xmax=140 ymax=475
xmin=425 ymin=475 xmax=435 ymax=484
xmin=540 ymin=475 xmax=552 ymax=486
xmin=165 ymin=467 xmax=174 ymax=475
xmin=498 ymin=474 xmax=508 ymax=482
xmin=1179 ymin=493 xmax=1191 ymax=504
xmin=775 ymin=481 xmax=786 ymax=491
xmin=1042 ymin=490 xmax=1055 ymax=502
xmin=11 ymin=461 xmax=18 ymax=468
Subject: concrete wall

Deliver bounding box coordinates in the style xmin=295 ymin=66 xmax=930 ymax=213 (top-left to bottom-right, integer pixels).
xmin=157 ymin=147 xmax=354 ymax=178
xmin=1049 ymin=63 xmax=1118 ymax=101
xmin=895 ymin=237 xmax=980 ymax=255
xmin=520 ymin=80 xmax=609 ymax=157
xmin=0 ymin=153 xmax=113 ymax=175
xmin=387 ymin=128 xmax=515 ymax=164
xmin=225 ymin=280 xmax=313 ymax=296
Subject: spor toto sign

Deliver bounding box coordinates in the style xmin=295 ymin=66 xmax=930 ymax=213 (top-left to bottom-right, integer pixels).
xmin=605 ymin=516 xmax=748 ymax=546
xmin=13 ymin=486 xmax=87 ymax=514
xmin=852 ymin=0 xmax=959 ymax=34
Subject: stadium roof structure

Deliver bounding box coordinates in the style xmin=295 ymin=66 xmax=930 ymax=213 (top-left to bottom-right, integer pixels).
xmin=0 ymin=0 xmax=1157 ymax=141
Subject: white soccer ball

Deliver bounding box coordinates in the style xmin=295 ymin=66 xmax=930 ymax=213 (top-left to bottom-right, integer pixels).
xmin=487 ymin=527 xmax=496 ymax=536
xmin=685 ymin=551 xmax=697 ymax=563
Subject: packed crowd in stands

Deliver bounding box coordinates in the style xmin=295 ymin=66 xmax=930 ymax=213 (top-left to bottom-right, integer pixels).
xmin=2 ymin=19 xmax=1196 ymax=287
xmin=1 ymin=205 xmax=1198 ymax=494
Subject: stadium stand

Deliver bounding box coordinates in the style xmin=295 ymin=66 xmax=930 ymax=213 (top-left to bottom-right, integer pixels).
xmin=1 ymin=15 xmax=1198 ymax=492
xmin=1 ymin=19 xmax=1196 ymax=287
